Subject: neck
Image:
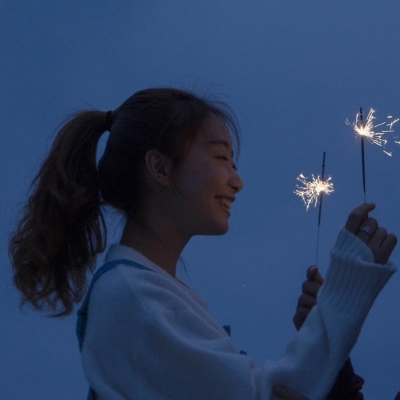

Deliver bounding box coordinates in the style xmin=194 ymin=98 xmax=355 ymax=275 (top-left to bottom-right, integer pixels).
xmin=119 ymin=215 xmax=190 ymax=278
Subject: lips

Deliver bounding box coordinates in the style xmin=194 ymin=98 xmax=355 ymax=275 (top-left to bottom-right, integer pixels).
xmin=216 ymin=196 xmax=235 ymax=203
xmin=215 ymin=197 xmax=232 ymax=209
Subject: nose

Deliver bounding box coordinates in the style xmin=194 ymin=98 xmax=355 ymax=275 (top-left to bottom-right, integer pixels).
xmin=230 ymin=170 xmax=244 ymax=193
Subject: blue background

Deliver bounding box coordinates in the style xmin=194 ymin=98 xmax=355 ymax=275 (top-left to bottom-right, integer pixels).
xmin=2 ymin=1 xmax=400 ymax=398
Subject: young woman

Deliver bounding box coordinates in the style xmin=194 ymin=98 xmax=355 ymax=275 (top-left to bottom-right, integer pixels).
xmin=9 ymin=88 xmax=397 ymax=399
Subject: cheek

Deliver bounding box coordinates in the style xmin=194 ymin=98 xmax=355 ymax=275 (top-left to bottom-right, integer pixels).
xmin=190 ymin=170 xmax=212 ymax=197
xmin=183 ymin=169 xmax=217 ymax=207
xmin=174 ymin=155 xmax=221 ymax=200
xmin=175 ymin=165 xmax=207 ymax=197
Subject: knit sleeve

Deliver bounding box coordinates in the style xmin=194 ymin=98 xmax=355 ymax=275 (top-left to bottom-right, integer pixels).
xmin=258 ymin=228 xmax=396 ymax=399
xmin=81 ymin=228 xmax=396 ymax=400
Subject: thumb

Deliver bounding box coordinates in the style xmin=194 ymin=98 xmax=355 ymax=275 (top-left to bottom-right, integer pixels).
xmin=307 ymin=265 xmax=324 ymax=285
xmin=306 ymin=265 xmax=318 ymax=280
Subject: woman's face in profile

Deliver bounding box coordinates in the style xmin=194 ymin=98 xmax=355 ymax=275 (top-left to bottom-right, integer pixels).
xmin=173 ymin=115 xmax=243 ymax=236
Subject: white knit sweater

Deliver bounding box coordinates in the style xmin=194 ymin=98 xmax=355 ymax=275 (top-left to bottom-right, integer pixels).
xmin=80 ymin=228 xmax=396 ymax=400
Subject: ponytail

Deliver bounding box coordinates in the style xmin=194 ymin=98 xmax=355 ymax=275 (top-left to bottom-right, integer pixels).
xmin=9 ymin=110 xmax=110 ymax=317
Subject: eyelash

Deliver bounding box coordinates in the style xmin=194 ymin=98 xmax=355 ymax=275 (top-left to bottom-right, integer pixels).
xmin=217 ymin=156 xmax=237 ymax=171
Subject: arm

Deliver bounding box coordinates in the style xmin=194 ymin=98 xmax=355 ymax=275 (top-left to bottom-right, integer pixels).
xmin=139 ymin=228 xmax=394 ymax=400
xmin=293 ymin=266 xmax=365 ymax=399
xmin=264 ymin=227 xmax=395 ymax=399
xmin=290 ymin=203 xmax=397 ymax=399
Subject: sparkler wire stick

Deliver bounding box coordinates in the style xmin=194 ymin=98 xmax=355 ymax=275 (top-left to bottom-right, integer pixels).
xmin=315 ymin=151 xmax=326 ymax=266
xmin=360 ymin=107 xmax=366 ymax=202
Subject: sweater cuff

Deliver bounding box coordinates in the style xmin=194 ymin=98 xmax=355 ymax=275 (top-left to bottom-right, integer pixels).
xmin=318 ymin=227 xmax=396 ymax=322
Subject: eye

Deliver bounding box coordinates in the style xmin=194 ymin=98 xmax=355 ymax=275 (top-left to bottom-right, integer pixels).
xmin=216 ymin=156 xmax=237 ymax=171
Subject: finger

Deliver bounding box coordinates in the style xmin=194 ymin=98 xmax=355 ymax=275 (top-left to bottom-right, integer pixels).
xmin=273 ymin=385 xmax=310 ymax=400
xmin=312 ymin=269 xmax=324 ymax=285
xmin=369 ymin=227 xmax=388 ymax=251
xmin=295 ymin=306 xmax=311 ymax=318
xmin=356 ymin=217 xmax=379 ymax=244
xmin=375 ymin=233 xmax=397 ymax=264
xmin=345 ymin=203 xmax=376 ymax=233
xmin=302 ymin=280 xmax=321 ymax=296
xmin=306 ymin=265 xmax=318 ymax=280
xmin=306 ymin=266 xmax=324 ymax=284
xmin=293 ymin=308 xmax=308 ymax=330
xmin=297 ymin=294 xmax=317 ymax=309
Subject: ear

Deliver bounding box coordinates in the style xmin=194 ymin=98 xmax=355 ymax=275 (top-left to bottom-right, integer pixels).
xmin=144 ymin=149 xmax=173 ymax=187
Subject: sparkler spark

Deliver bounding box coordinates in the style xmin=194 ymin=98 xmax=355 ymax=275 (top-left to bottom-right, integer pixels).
xmin=294 ymin=174 xmax=334 ymax=211
xmin=345 ymin=108 xmax=399 ymax=152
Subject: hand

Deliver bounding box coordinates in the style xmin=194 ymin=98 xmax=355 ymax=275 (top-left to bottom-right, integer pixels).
xmin=273 ymin=384 xmax=310 ymax=400
xmin=345 ymin=203 xmax=397 ymax=264
xmin=293 ymin=265 xmax=324 ymax=331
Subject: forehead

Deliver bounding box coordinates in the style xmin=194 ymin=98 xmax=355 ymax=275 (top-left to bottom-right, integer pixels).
xmin=198 ymin=116 xmax=234 ymax=158
xmin=181 ymin=115 xmax=234 ymax=161
xmin=194 ymin=116 xmax=233 ymax=158
xmin=200 ymin=115 xmax=231 ymax=142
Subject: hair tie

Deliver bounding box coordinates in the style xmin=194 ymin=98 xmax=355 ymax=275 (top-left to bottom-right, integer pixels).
xmin=105 ymin=110 xmax=113 ymax=132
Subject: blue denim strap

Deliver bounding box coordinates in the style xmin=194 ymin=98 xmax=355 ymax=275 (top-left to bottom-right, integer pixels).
xmin=76 ymin=259 xmax=154 ymax=351
xmin=222 ymin=325 xmax=247 ymax=355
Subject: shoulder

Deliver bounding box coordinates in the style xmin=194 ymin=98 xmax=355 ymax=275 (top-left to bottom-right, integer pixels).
xmin=89 ymin=263 xmax=200 ymax=316
xmin=83 ymin=262 xmax=227 ymax=353
xmin=83 ymin=263 xmax=191 ymax=352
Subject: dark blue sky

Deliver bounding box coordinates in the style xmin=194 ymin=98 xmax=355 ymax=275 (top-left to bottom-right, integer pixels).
xmin=2 ymin=1 xmax=400 ymax=398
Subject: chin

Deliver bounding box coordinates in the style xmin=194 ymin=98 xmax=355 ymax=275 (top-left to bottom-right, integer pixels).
xmin=210 ymin=222 xmax=230 ymax=235
xmin=197 ymin=221 xmax=229 ymax=236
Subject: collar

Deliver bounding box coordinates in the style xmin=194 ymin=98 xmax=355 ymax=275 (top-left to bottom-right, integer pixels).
xmin=104 ymin=244 xmax=208 ymax=309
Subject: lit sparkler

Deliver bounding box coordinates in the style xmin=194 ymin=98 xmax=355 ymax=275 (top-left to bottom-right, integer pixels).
xmin=294 ymin=173 xmax=334 ymax=211
xmin=345 ymin=108 xmax=399 ymax=151
xmin=295 ymin=153 xmax=334 ymax=265
xmin=346 ymin=107 xmax=399 ymax=201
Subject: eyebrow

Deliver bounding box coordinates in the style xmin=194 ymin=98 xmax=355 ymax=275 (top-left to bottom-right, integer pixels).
xmin=206 ymin=140 xmax=234 ymax=157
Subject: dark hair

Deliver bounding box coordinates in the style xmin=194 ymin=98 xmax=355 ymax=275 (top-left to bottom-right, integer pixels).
xmin=8 ymin=87 xmax=241 ymax=317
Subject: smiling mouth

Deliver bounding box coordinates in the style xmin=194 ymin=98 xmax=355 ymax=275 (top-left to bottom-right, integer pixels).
xmin=217 ymin=197 xmax=231 ymax=216
xmin=216 ymin=197 xmax=232 ymax=211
